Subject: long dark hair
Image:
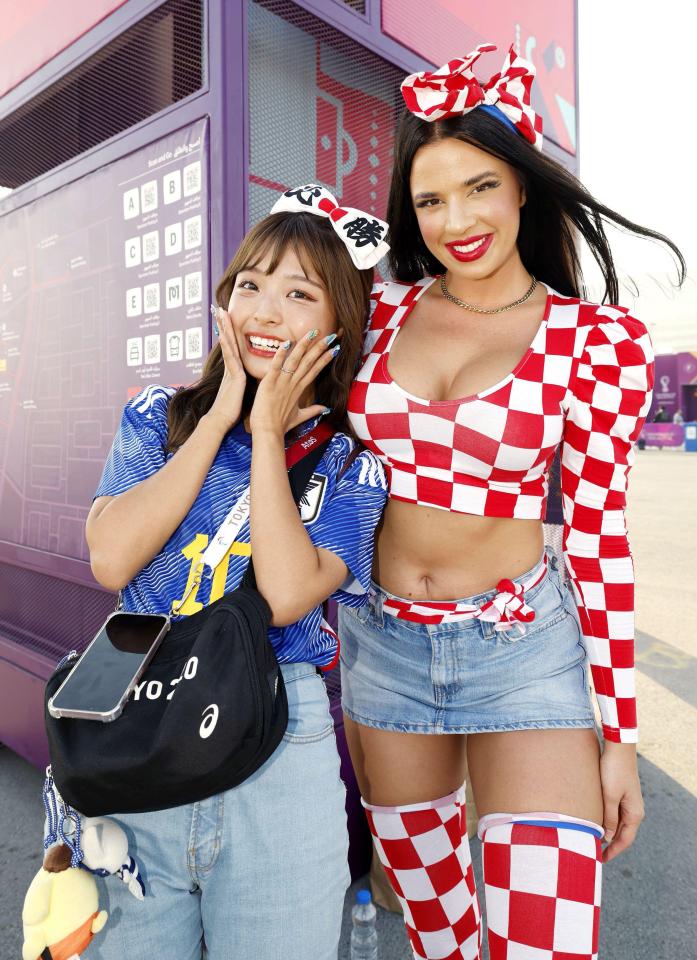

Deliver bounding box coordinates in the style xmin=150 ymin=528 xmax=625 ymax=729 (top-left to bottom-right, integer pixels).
xmin=167 ymin=212 xmax=372 ymax=451
xmin=387 ymin=108 xmax=685 ymax=302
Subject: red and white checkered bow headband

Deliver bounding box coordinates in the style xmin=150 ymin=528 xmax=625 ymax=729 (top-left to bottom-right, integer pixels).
xmin=401 ymin=43 xmax=543 ymax=150
xmin=270 ymin=184 xmax=390 ymax=270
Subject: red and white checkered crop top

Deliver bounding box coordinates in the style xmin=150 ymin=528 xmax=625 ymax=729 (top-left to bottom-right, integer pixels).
xmin=347 ymin=278 xmax=655 ymax=743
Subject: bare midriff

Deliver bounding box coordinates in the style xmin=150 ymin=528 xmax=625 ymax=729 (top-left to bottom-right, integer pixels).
xmin=373 ymin=498 xmax=544 ymax=600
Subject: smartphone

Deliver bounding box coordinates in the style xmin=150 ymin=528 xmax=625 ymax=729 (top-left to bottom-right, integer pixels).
xmin=48 ymin=611 xmax=171 ymax=722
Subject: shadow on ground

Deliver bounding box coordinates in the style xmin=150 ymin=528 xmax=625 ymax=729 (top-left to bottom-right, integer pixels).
xmin=339 ymin=753 xmax=697 ymax=959
xmin=635 ymin=629 xmax=697 ymax=711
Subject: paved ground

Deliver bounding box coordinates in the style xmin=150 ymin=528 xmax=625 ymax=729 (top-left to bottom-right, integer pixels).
xmin=2 ymin=449 xmax=695 ymax=960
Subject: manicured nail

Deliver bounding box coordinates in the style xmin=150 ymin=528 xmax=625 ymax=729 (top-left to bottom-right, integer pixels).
xmin=209 ymin=304 xmax=220 ymax=336
xmin=282 ymin=340 xmax=292 ymax=350
xmin=325 ymin=333 xmax=338 ymax=345
xmin=604 ymin=831 xmax=614 ymax=842
xmin=331 ymin=345 xmax=341 ymax=358
xmin=323 ymin=406 xmax=332 ymax=414
xmin=306 ymin=329 xmax=319 ymax=341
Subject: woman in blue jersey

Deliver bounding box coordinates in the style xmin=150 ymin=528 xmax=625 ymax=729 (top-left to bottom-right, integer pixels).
xmin=83 ymin=190 xmax=388 ymax=960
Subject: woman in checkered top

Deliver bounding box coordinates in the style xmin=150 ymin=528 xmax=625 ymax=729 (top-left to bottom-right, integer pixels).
xmin=338 ymin=46 xmax=684 ymax=959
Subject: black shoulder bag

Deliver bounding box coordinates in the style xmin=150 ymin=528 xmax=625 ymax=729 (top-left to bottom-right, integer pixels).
xmin=45 ymin=423 xmax=334 ymax=816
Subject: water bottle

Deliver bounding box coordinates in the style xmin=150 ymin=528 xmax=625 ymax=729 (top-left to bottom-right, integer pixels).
xmin=350 ymin=888 xmax=378 ymax=960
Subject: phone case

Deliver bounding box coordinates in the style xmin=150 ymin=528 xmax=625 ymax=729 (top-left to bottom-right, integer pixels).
xmin=47 ymin=612 xmax=171 ymax=722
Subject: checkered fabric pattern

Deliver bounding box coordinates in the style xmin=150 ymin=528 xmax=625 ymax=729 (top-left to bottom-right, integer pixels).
xmin=347 ymin=279 xmax=654 ymax=743
xmin=380 ymin=554 xmax=547 ymax=627
xmin=364 ymin=788 xmax=482 ymax=960
xmin=400 ymin=44 xmax=543 ymax=149
xmin=481 ymin=818 xmax=603 ymax=960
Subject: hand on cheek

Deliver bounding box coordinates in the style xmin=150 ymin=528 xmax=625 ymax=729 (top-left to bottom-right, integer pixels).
xmin=250 ymin=329 xmax=340 ymax=436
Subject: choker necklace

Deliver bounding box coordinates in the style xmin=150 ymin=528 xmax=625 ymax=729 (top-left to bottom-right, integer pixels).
xmin=439 ymin=275 xmax=537 ymax=314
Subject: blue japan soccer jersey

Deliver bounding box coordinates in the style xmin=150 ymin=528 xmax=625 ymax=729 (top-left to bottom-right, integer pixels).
xmin=95 ymin=384 xmax=387 ymax=666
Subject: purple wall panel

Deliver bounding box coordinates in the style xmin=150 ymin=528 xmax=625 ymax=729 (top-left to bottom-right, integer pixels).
xmin=651 ymin=354 xmax=680 ymax=419
xmin=0 ymin=658 xmax=50 ymax=767
xmin=0 ymin=119 xmax=209 ymax=562
xmin=640 ymin=423 xmax=686 ymax=448
xmin=649 ymin=352 xmax=697 ymax=421
xmin=678 ymin=353 xmax=697 ymax=387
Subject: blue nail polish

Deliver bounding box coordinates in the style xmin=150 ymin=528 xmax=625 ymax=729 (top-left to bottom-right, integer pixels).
xmin=325 ymin=333 xmax=338 ymax=345
xmin=210 ymin=304 xmax=221 ymax=336
xmin=282 ymin=340 xmax=292 ymax=350
xmin=331 ymin=344 xmax=341 ymax=358
xmin=306 ymin=329 xmax=319 ymax=341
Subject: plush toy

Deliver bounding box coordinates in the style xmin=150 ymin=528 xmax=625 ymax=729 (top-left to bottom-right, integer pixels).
xmin=22 ymin=772 xmax=146 ymax=960
xmin=79 ymin=817 xmax=145 ymax=901
xmin=21 ymin=844 xmax=108 ymax=960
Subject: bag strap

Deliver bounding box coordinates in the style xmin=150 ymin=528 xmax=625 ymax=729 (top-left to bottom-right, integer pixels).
xmin=241 ymin=422 xmax=334 ymax=590
xmin=169 ymin=421 xmax=335 ymax=614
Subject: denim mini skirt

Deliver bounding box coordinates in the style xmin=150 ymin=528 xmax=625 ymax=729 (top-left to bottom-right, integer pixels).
xmin=338 ymin=549 xmax=596 ymax=735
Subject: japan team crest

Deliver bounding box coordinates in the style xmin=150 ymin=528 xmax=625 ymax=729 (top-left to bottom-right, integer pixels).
xmin=299 ymin=473 xmax=327 ymax=524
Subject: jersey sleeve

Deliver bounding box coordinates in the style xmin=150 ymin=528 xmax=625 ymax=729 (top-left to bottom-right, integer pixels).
xmin=95 ymin=385 xmax=174 ymax=498
xmin=560 ymin=308 xmax=654 ymax=743
xmin=304 ymin=438 xmax=387 ymax=606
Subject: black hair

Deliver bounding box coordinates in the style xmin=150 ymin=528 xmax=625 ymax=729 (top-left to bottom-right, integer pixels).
xmin=386 ymin=108 xmax=685 ymax=302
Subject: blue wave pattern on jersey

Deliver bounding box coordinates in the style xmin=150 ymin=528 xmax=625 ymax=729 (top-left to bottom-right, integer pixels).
xmin=95 ymin=385 xmax=387 ymax=666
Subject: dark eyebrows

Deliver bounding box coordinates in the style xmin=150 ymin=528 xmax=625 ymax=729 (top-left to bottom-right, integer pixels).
xmin=463 ymin=169 xmax=499 ymax=187
xmin=413 ymin=170 xmax=500 ymax=201
xmin=238 ymin=266 xmax=323 ymax=289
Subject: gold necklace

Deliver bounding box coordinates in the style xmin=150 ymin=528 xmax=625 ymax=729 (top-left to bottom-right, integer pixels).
xmin=439 ymin=275 xmax=537 ymax=314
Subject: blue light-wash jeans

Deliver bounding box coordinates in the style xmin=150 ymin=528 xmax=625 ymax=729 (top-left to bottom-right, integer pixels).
xmin=83 ymin=663 xmax=350 ymax=960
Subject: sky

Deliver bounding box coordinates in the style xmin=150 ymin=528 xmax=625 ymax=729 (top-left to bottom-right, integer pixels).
xmin=578 ymin=0 xmax=697 ymax=352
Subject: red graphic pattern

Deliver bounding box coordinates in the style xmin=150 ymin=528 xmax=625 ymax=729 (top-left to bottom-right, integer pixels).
xmin=482 ymin=821 xmax=602 ymax=959
xmin=380 ymin=554 xmax=546 ymax=626
xmin=348 ymin=279 xmax=655 ymax=742
xmin=401 ymin=44 xmax=543 ymax=148
xmin=364 ymin=789 xmax=482 ymax=959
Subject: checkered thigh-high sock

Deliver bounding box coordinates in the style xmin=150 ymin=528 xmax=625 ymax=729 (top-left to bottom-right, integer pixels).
xmin=363 ymin=788 xmax=482 ymax=960
xmin=479 ymin=813 xmax=603 ymax=960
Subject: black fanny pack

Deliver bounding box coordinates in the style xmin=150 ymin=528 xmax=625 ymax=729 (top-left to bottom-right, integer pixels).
xmin=45 ymin=424 xmax=333 ymax=816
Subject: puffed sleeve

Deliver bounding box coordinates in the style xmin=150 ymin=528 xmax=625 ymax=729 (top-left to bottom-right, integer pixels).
xmin=560 ymin=307 xmax=654 ymax=742
xmin=95 ymin=385 xmax=175 ymax=498
xmin=302 ymin=435 xmax=387 ymax=606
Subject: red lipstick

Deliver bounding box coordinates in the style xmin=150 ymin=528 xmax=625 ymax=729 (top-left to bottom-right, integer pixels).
xmin=444 ymin=233 xmax=493 ymax=262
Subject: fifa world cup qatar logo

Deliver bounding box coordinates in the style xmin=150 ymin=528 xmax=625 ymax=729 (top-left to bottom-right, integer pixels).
xmin=660 ymin=375 xmax=671 ymax=393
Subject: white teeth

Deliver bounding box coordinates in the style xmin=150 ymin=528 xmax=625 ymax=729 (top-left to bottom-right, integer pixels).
xmin=453 ymin=237 xmax=487 ymax=253
xmin=249 ymin=335 xmax=281 ymax=350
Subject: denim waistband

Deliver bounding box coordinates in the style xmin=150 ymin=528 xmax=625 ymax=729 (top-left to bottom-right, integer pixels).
xmin=279 ymin=661 xmax=317 ymax=682
xmin=370 ymin=549 xmax=553 ymax=628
